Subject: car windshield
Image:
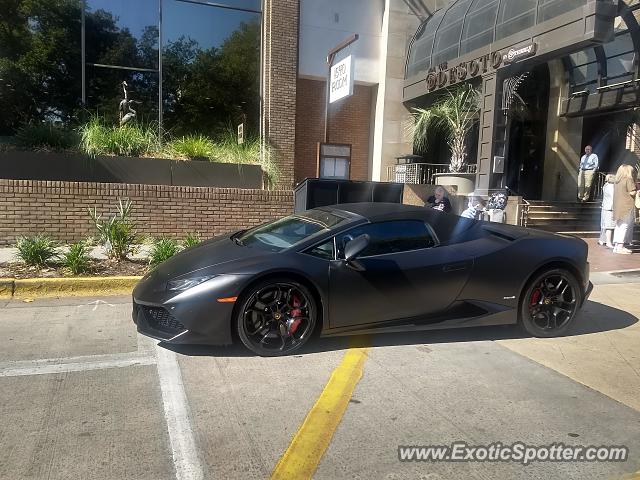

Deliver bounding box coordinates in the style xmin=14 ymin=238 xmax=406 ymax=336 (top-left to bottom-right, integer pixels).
xmin=236 ymin=209 xmax=347 ymax=252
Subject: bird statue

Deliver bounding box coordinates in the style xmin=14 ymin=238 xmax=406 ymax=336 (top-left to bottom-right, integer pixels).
xmin=118 ymin=81 xmax=140 ymax=126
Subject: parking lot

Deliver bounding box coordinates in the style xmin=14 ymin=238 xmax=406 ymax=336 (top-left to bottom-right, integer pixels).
xmin=1 ymin=282 xmax=640 ymax=480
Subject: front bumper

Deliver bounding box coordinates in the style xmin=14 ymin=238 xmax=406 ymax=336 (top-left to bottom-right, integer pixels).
xmin=132 ymin=274 xmax=250 ymax=345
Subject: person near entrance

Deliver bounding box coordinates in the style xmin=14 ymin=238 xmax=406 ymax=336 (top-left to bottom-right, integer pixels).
xmin=577 ymin=145 xmax=599 ymax=202
xmin=427 ymin=186 xmax=452 ymax=214
xmin=612 ymin=164 xmax=637 ymax=255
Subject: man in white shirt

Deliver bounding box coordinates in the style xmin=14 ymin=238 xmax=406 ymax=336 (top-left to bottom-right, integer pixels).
xmin=577 ymin=145 xmax=599 ymax=202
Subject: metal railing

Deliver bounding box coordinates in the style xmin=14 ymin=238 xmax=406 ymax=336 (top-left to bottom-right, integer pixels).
xmin=386 ymin=163 xmax=477 ymax=185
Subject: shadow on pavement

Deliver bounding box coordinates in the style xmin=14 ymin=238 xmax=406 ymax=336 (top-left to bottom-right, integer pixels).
xmin=159 ymin=300 xmax=637 ymax=358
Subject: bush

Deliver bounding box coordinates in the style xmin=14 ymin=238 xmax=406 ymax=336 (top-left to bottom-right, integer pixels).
xmin=183 ymin=232 xmax=201 ymax=249
xmin=63 ymin=241 xmax=91 ymax=275
xmin=80 ymin=117 xmax=159 ymax=157
xmin=15 ymin=235 xmax=58 ymax=267
xmin=166 ymin=135 xmax=215 ymax=160
xmin=16 ymin=123 xmax=78 ymax=151
xmin=89 ymin=198 xmax=138 ymax=261
xmin=149 ymin=238 xmax=180 ymax=267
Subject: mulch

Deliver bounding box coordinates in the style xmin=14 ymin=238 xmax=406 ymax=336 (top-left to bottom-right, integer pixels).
xmin=0 ymin=259 xmax=149 ymax=279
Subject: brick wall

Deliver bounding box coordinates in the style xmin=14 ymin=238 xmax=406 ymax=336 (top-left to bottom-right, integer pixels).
xmin=0 ymin=180 xmax=293 ymax=245
xmin=262 ymin=0 xmax=300 ymax=190
xmin=295 ymin=78 xmax=374 ymax=184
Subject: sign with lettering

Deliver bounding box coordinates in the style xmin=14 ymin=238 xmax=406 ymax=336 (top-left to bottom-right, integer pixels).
xmin=425 ymin=43 xmax=538 ymax=93
xmin=330 ymin=55 xmax=354 ymax=104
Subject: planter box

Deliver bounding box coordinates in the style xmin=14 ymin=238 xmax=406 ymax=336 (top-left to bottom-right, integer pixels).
xmin=433 ymin=172 xmax=476 ymax=195
xmin=0 ymin=151 xmax=262 ymax=189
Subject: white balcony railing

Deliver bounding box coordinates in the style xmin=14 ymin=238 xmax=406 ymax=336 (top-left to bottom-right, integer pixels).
xmin=386 ymin=163 xmax=477 ymax=185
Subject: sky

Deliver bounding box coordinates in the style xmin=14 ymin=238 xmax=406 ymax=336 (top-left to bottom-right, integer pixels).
xmin=87 ymin=0 xmax=260 ymax=50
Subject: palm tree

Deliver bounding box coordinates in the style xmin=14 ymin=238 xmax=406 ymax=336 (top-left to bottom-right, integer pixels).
xmin=411 ymin=84 xmax=481 ymax=173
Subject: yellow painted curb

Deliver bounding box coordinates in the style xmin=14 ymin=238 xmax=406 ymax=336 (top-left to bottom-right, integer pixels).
xmin=10 ymin=276 xmax=142 ymax=299
xmin=271 ymin=336 xmax=371 ymax=480
xmin=0 ymin=278 xmax=14 ymax=298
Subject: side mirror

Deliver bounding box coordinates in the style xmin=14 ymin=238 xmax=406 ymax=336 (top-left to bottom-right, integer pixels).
xmin=344 ymin=234 xmax=370 ymax=263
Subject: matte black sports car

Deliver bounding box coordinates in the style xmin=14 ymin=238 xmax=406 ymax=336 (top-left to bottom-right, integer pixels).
xmin=133 ymin=203 xmax=592 ymax=356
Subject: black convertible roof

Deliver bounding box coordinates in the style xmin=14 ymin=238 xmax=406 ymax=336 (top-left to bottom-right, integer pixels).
xmin=328 ymin=202 xmax=434 ymax=221
xmin=325 ymin=202 xmax=479 ymax=243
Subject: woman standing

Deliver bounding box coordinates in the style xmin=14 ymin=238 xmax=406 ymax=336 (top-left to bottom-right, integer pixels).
xmin=599 ymin=174 xmax=616 ymax=248
xmin=612 ymin=164 xmax=637 ymax=255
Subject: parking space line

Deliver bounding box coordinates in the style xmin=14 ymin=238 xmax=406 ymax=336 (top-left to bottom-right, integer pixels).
xmin=155 ymin=344 xmax=204 ymax=480
xmin=0 ymin=353 xmax=155 ymax=377
xmin=270 ymin=338 xmax=371 ymax=480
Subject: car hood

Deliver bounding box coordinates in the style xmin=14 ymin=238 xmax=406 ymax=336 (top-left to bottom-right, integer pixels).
xmin=144 ymin=235 xmax=275 ymax=284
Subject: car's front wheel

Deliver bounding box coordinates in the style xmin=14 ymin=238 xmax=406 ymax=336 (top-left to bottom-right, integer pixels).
xmin=236 ymin=278 xmax=317 ymax=356
xmin=520 ymin=268 xmax=582 ymax=338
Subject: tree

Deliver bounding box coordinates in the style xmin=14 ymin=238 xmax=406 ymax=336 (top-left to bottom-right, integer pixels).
xmin=411 ymin=85 xmax=481 ymax=173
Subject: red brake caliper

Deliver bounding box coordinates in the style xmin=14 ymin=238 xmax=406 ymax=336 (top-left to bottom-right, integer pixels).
xmin=530 ymin=288 xmax=541 ymax=307
xmin=288 ymin=294 xmax=303 ymax=334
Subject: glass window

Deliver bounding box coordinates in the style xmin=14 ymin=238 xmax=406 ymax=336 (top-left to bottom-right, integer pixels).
xmin=180 ymin=0 xmax=261 ymax=11
xmin=538 ymin=0 xmax=587 ymax=23
xmin=406 ymin=8 xmax=445 ymax=78
xmin=432 ymin=0 xmax=473 ymax=67
xmin=0 ymin=0 xmax=83 ymax=134
xmin=305 ymin=240 xmax=335 ymax=261
xmin=85 ymin=0 xmax=159 ymax=69
xmin=86 ymin=66 xmax=159 ymax=126
xmin=460 ymin=0 xmax=499 ymax=55
xmin=495 ymin=0 xmax=536 ymax=41
xmin=162 ymin=0 xmax=260 ymax=137
xmin=238 ymin=210 xmax=348 ymax=252
xmin=336 ymin=221 xmax=437 ymax=259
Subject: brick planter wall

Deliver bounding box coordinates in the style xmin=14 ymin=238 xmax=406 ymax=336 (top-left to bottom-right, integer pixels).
xmin=0 ymin=180 xmax=293 ymax=245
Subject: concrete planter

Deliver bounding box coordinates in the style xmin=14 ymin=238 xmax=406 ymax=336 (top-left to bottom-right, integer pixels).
xmin=0 ymin=151 xmax=263 ymax=189
xmin=434 ymin=172 xmax=476 ymax=195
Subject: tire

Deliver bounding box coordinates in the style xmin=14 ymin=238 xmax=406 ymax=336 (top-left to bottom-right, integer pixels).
xmin=236 ymin=278 xmax=317 ymax=356
xmin=520 ymin=268 xmax=582 ymax=338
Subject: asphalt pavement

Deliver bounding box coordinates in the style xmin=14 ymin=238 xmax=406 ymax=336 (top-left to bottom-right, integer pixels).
xmin=0 ymin=283 xmax=639 ymax=480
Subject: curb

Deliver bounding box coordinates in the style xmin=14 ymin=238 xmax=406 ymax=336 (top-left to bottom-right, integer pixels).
xmin=0 ymin=276 xmax=142 ymax=299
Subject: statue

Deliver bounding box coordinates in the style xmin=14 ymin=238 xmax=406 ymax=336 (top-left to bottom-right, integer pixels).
xmin=118 ymin=81 xmax=140 ymax=126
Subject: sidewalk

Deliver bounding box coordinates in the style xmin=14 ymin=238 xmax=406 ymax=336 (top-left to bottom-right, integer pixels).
xmin=581 ymin=237 xmax=640 ymax=272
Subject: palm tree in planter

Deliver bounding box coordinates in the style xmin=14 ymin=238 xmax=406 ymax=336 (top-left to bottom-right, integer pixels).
xmin=411 ymin=84 xmax=481 ymax=174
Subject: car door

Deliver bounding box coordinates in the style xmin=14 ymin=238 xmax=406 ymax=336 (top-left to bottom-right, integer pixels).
xmin=327 ymin=220 xmax=473 ymax=329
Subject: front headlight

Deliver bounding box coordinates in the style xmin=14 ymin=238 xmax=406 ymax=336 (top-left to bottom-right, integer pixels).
xmin=166 ymin=275 xmax=215 ymax=291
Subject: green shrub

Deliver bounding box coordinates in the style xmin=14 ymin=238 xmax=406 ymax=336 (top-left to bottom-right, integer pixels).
xmin=166 ymin=135 xmax=215 ymax=160
xmin=89 ymin=198 xmax=138 ymax=261
xmin=183 ymin=232 xmax=201 ymax=249
xmin=63 ymin=241 xmax=91 ymax=275
xmin=15 ymin=235 xmax=58 ymax=267
xmin=149 ymin=238 xmax=180 ymax=267
xmin=16 ymin=123 xmax=78 ymax=151
xmin=80 ymin=117 xmax=159 ymax=157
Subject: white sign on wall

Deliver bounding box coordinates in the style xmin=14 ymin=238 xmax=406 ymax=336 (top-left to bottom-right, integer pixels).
xmin=329 ymin=55 xmax=354 ymax=104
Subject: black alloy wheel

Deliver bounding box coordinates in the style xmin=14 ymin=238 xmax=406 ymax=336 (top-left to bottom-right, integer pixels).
xmin=520 ymin=268 xmax=581 ymax=338
xmin=236 ymin=279 xmax=317 ymax=356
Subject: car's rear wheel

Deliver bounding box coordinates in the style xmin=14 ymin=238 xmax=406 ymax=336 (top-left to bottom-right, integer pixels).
xmin=520 ymin=268 xmax=581 ymax=338
xmin=236 ymin=279 xmax=317 ymax=356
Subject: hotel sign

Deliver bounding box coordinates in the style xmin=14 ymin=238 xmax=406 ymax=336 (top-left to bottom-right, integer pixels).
xmin=426 ymin=43 xmax=537 ymax=92
xmin=330 ymin=55 xmax=354 ymax=104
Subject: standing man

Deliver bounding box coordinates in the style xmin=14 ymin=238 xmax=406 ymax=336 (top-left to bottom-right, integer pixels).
xmin=577 ymin=145 xmax=599 ymax=202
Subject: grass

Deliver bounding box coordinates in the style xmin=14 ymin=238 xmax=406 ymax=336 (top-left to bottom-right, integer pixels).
xmin=15 ymin=235 xmax=59 ymax=267
xmin=62 ymin=241 xmax=92 ymax=274
xmin=79 ymin=117 xmax=159 ymax=158
xmin=149 ymin=238 xmax=180 ymax=267
xmin=183 ymin=232 xmax=201 ymax=249
xmin=16 ymin=123 xmax=78 ymax=151
xmin=166 ymin=135 xmax=215 ymax=160
xmin=89 ymin=198 xmax=138 ymax=261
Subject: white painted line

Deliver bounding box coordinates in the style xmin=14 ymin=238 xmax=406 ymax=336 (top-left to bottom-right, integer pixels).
xmin=155 ymin=344 xmax=204 ymax=480
xmin=0 ymin=353 xmax=156 ymax=377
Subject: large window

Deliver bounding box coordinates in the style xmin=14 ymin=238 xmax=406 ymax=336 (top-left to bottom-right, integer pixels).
xmin=460 ymin=0 xmax=500 ymax=56
xmin=0 ymin=0 xmax=261 ymax=139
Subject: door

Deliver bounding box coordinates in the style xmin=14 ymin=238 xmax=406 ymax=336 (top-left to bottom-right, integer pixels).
xmin=327 ymin=220 xmax=473 ymax=329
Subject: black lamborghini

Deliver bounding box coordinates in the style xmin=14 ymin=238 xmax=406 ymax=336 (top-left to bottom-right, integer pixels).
xmin=133 ymin=203 xmax=592 ymax=356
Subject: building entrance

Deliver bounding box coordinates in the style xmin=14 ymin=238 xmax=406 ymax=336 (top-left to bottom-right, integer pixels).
xmin=505 ymin=64 xmax=550 ymax=200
